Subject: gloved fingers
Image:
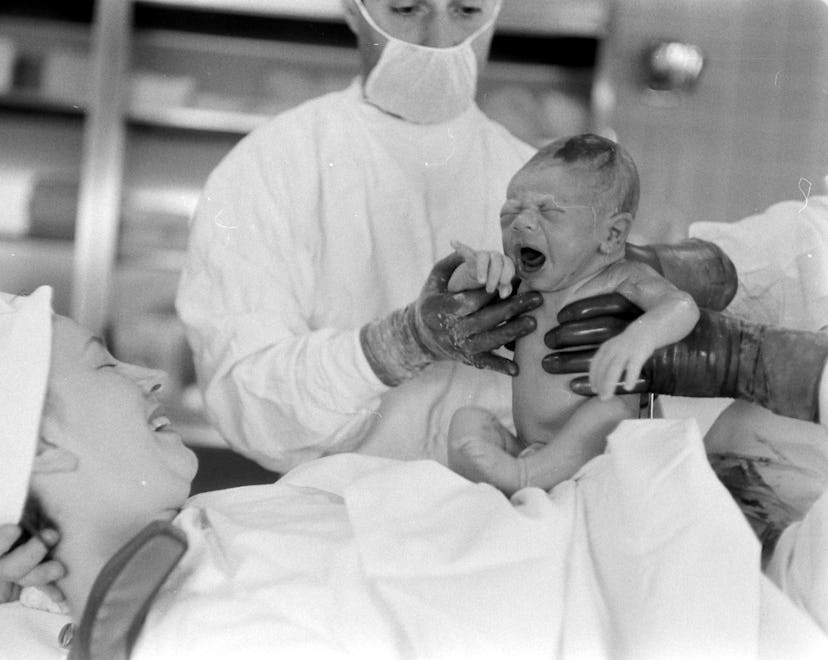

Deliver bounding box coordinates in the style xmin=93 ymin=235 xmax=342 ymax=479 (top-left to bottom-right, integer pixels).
xmin=557 ymin=293 xmax=643 ymax=324
xmin=544 ymin=315 xmax=630 ymax=349
xmin=542 ymin=348 xmax=595 ymax=374
xmin=455 ymin=290 xmax=543 ymax=335
xmin=569 ymin=374 xmax=650 ymax=397
xmin=470 ymin=351 xmax=520 ymax=377
xmin=420 ymin=286 xmax=495 ymax=320
xmin=463 ymin=315 xmax=538 ymax=355
xmin=422 ymin=251 xmax=466 ymax=294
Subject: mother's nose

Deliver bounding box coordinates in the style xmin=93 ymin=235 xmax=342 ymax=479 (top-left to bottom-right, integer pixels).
xmin=137 ymin=367 xmax=171 ymax=396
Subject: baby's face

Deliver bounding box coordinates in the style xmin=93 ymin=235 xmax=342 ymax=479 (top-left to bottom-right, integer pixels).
xmin=500 ymin=162 xmax=609 ymax=292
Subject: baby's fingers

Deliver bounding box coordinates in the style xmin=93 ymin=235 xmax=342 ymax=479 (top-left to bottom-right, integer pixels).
xmin=595 ymin=354 xmax=626 ymax=401
xmin=622 ymin=355 xmax=647 ymax=392
xmin=483 ymin=253 xmax=510 ymax=294
xmin=498 ymin=257 xmax=516 ymax=298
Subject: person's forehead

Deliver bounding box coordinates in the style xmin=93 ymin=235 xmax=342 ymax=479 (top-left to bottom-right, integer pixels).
xmin=507 ymin=162 xmax=600 ymax=200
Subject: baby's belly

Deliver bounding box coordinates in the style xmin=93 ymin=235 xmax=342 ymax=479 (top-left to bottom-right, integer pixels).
xmin=512 ymin=370 xmax=587 ymax=445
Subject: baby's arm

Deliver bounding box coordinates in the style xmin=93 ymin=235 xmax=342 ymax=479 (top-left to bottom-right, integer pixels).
xmin=590 ymin=264 xmax=700 ymax=400
xmin=447 ymin=241 xmax=515 ymax=298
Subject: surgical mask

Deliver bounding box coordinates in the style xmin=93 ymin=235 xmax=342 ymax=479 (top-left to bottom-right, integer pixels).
xmin=353 ymin=0 xmax=501 ymax=124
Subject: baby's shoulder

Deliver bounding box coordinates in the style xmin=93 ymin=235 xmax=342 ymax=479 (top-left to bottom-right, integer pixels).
xmin=606 ymin=258 xmax=660 ymax=282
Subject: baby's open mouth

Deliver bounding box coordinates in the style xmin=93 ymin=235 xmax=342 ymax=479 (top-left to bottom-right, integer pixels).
xmin=519 ymin=247 xmax=546 ymax=272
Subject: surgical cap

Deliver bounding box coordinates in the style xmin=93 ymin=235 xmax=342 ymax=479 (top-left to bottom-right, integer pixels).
xmin=0 ymin=286 xmax=52 ymax=526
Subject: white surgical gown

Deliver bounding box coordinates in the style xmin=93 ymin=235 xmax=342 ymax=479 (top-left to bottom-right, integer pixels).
xmin=690 ymin=196 xmax=828 ymax=332
xmin=176 ymin=80 xmax=534 ymax=472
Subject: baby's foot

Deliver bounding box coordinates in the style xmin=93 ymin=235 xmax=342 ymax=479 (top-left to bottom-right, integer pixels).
xmin=448 ymin=434 xmax=522 ymax=495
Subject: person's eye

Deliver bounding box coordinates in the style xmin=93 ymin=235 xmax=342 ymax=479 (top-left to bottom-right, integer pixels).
xmin=97 ymin=362 xmax=117 ymax=370
xmin=390 ymin=3 xmax=423 ymax=16
xmin=455 ymin=5 xmax=483 ymax=18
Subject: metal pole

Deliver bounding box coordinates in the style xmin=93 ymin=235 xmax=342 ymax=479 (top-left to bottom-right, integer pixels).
xmin=71 ymin=0 xmax=132 ymax=333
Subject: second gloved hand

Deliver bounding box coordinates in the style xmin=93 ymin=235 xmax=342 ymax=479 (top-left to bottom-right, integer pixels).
xmin=543 ymin=293 xmax=828 ymax=423
xmin=361 ymin=252 xmax=543 ymax=386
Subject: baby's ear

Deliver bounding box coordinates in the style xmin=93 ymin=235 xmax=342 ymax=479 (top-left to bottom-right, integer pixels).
xmin=599 ymin=212 xmax=632 ymax=254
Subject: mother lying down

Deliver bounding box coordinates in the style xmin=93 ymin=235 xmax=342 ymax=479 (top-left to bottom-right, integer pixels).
xmin=2 ymin=287 xmax=828 ymax=658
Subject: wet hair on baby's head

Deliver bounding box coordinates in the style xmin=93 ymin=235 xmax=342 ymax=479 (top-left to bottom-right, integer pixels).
xmin=528 ymin=133 xmax=640 ymax=217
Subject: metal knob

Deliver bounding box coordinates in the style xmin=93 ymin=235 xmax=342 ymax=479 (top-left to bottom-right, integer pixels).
xmin=643 ymin=41 xmax=705 ymax=93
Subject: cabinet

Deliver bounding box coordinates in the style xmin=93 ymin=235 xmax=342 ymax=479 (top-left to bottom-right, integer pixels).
xmin=0 ymin=0 xmax=605 ymax=450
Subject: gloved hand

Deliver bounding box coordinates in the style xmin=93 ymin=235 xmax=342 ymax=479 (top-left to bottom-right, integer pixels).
xmin=360 ymin=252 xmax=543 ymax=386
xmin=625 ymin=237 xmax=738 ymax=311
xmin=0 ymin=524 xmax=65 ymax=604
xmin=543 ymin=293 xmax=828 ymax=423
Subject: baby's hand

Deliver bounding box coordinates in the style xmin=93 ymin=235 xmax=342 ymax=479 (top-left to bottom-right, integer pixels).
xmin=447 ymin=240 xmax=515 ymax=299
xmin=588 ymin=325 xmax=656 ymax=400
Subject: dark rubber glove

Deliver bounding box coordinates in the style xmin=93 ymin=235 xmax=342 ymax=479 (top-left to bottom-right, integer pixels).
xmin=544 ymin=295 xmax=828 ymax=423
xmin=625 ymin=237 xmax=738 ymax=311
xmin=361 ymin=252 xmax=543 ymax=386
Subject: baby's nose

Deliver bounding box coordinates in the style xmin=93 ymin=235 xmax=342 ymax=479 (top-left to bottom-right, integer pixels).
xmin=512 ymin=210 xmax=539 ymax=232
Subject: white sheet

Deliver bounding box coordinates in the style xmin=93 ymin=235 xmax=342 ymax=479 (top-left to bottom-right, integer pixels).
xmin=132 ymin=419 xmax=828 ymax=659
xmin=6 ymin=419 xmax=828 ymax=659
xmin=0 ymin=601 xmax=69 ymax=659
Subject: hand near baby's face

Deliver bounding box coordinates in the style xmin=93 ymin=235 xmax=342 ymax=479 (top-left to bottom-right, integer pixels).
xmin=0 ymin=524 xmax=66 ymax=604
xmin=447 ymin=241 xmax=516 ymax=299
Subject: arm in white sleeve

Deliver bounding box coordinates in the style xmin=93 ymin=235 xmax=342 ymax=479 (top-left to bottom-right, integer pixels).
xmin=176 ymin=146 xmax=388 ymax=473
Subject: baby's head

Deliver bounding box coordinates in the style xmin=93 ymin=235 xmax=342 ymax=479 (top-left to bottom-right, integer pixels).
xmin=501 ymin=133 xmax=640 ymax=292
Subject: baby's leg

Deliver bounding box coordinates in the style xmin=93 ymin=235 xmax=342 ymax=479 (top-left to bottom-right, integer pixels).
xmin=447 ymin=406 xmax=525 ymax=495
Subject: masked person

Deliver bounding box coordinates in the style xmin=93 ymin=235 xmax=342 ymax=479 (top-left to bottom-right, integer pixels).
xmin=174 ymin=0 xmax=734 ymax=474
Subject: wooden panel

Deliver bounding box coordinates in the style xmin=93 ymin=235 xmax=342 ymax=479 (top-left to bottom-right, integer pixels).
xmin=594 ymin=0 xmax=828 ymax=242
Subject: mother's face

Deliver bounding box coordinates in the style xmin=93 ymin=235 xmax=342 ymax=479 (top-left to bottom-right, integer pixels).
xmin=41 ymin=316 xmax=197 ymax=522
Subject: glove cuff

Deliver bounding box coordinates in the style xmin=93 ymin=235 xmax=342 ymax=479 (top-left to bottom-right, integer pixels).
xmin=359 ymin=305 xmax=432 ymax=387
xmin=650 ymin=310 xmax=828 ymax=423
xmin=737 ymin=322 xmax=828 ymax=423
xmin=626 ymin=238 xmax=738 ymax=311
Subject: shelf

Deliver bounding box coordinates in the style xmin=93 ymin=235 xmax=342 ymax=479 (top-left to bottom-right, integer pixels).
xmin=0 ymin=91 xmax=85 ymax=119
xmin=136 ymin=0 xmax=609 ymax=37
xmin=128 ymin=105 xmax=268 ymax=135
